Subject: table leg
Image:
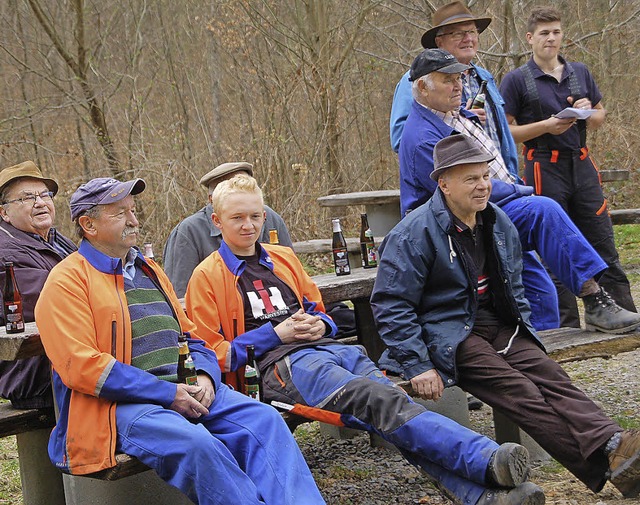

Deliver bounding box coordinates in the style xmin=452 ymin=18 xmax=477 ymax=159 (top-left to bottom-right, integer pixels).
xmin=352 ymin=298 xmax=386 ymax=363
xmin=16 ymin=428 xmax=65 ymax=505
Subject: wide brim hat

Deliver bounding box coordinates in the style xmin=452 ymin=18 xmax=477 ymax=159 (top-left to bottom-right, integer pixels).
xmin=69 ymin=177 xmax=146 ymax=220
xmin=421 ymin=1 xmax=492 ymax=49
xmin=0 ymin=161 xmax=59 ymax=196
xmin=430 ymin=134 xmax=495 ymax=181
xmin=199 ymin=162 xmax=254 ymax=189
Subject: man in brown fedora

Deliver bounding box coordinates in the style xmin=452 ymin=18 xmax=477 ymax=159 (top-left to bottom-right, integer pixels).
xmin=372 ymin=133 xmax=640 ymax=500
xmin=0 ymin=161 xmax=76 ymax=409
xmin=390 ymin=1 xmax=518 ymax=181
xmin=163 ymin=161 xmax=292 ymax=297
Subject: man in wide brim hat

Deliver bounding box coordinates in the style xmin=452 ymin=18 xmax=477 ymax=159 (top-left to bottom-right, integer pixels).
xmin=421 ymin=1 xmax=491 ymax=48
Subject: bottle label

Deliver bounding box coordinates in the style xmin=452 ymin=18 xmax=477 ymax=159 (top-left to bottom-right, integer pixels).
xmin=246 ymin=384 xmax=260 ymax=400
xmin=4 ymin=301 xmax=24 ymax=331
xmin=333 ymin=248 xmax=350 ymax=275
xmin=185 ymin=375 xmax=198 ymax=386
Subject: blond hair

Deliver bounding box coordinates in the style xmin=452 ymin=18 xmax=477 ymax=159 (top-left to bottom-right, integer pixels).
xmin=211 ymin=174 xmax=263 ymax=214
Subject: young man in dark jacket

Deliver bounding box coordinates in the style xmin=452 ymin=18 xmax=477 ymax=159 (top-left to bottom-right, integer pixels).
xmin=372 ymin=134 xmax=640 ymax=499
xmin=0 ymin=161 xmax=76 ymax=409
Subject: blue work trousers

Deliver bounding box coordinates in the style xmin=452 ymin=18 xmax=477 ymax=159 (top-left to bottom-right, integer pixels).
xmin=501 ymin=194 xmax=607 ymax=330
xmin=116 ymin=383 xmax=324 ymax=505
xmin=281 ymin=346 xmax=500 ymax=505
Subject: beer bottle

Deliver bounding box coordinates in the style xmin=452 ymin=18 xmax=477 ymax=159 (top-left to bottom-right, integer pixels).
xmin=3 ymin=262 xmax=24 ymax=334
xmin=269 ymin=229 xmax=279 ymax=245
xmin=143 ymin=242 xmax=155 ymax=259
xmin=244 ymin=344 xmax=261 ymax=401
xmin=331 ymin=218 xmax=351 ymax=276
xmin=177 ymin=333 xmax=198 ymax=386
xmin=359 ymin=213 xmax=378 ymax=269
xmin=470 ymin=80 xmax=487 ymax=110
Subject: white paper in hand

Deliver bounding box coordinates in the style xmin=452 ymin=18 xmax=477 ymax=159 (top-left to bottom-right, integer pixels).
xmin=553 ymin=107 xmax=597 ymax=120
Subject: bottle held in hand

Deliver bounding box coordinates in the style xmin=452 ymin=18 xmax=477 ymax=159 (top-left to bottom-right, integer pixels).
xmin=470 ymin=80 xmax=487 ymax=110
xmin=177 ymin=333 xmax=198 ymax=386
xmin=244 ymin=344 xmax=262 ymax=401
xmin=331 ymin=218 xmax=351 ymax=276
xmin=3 ymin=262 xmax=24 ymax=334
xmin=359 ymin=213 xmax=378 ymax=269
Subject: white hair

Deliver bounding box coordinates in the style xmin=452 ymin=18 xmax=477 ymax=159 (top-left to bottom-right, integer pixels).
xmin=411 ymin=74 xmax=436 ymax=100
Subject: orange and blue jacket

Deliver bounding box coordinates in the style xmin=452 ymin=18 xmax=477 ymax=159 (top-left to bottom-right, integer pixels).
xmin=35 ymin=239 xmax=221 ymax=475
xmin=186 ymin=241 xmax=337 ymax=391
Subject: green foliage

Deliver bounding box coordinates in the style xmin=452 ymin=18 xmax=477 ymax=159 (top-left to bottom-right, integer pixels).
xmin=615 ymin=225 xmax=640 ymax=268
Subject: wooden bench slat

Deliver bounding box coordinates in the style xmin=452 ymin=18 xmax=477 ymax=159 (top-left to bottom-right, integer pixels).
xmin=0 ymin=403 xmax=55 ymax=438
xmin=293 ymin=237 xmax=385 ymax=255
xmin=610 ymin=208 xmax=640 ymax=225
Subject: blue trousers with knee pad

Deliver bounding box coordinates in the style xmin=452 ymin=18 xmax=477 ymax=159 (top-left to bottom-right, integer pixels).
xmin=500 ymin=195 xmax=607 ymax=330
xmin=116 ymin=383 xmax=324 ymax=505
xmin=262 ymin=345 xmax=499 ymax=505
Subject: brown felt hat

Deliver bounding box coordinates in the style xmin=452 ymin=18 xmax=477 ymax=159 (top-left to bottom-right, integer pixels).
xmin=199 ymin=162 xmax=254 ymax=189
xmin=430 ymin=134 xmax=495 ymax=181
xmin=421 ymin=1 xmax=492 ymax=49
xmin=0 ymin=161 xmax=59 ymax=196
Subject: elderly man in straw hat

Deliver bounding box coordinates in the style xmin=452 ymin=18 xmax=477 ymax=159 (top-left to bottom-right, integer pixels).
xmin=163 ymin=161 xmax=292 ymax=298
xmin=0 ymin=161 xmax=76 ymax=409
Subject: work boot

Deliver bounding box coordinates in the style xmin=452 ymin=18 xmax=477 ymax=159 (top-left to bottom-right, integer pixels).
xmin=487 ymin=443 xmax=531 ymax=488
xmin=583 ymin=287 xmax=640 ymax=334
xmin=608 ymin=429 xmax=640 ymax=497
xmin=477 ymin=482 xmax=545 ymax=505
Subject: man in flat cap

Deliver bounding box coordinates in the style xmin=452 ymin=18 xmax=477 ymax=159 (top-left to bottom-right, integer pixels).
xmin=372 ymin=134 xmax=640 ymax=500
xmin=0 ymin=161 xmax=76 ymax=409
xmin=163 ymin=162 xmax=292 ymax=298
xmin=394 ymin=48 xmax=640 ymax=335
xmin=35 ymin=177 xmax=323 ymax=505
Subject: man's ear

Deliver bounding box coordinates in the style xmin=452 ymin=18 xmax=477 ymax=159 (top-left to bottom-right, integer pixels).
xmin=438 ymin=176 xmax=450 ymax=195
xmin=525 ymin=32 xmax=533 ymax=44
xmin=211 ymin=212 xmax=223 ymax=230
xmin=77 ymin=215 xmax=97 ymax=237
xmin=0 ymin=206 xmax=9 ymax=223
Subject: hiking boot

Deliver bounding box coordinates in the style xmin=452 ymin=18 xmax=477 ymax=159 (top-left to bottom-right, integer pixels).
xmin=487 ymin=443 xmax=531 ymax=488
xmin=468 ymin=394 xmax=484 ymax=411
xmin=583 ymin=287 xmax=640 ymax=334
xmin=608 ymin=429 xmax=640 ymax=497
xmin=477 ymin=482 xmax=545 ymax=505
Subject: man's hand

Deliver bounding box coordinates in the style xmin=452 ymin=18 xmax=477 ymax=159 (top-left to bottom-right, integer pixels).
xmin=410 ymin=369 xmax=444 ymax=401
xmin=170 ymin=383 xmax=210 ymax=419
xmin=567 ymin=96 xmax=592 ymax=110
xmin=191 ymin=374 xmax=215 ymax=409
xmin=275 ymin=309 xmax=325 ymax=344
xmin=544 ymin=116 xmax=576 ymax=136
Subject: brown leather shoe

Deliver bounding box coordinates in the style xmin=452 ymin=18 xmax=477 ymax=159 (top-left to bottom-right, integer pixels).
xmin=609 ymin=429 xmax=640 ymax=497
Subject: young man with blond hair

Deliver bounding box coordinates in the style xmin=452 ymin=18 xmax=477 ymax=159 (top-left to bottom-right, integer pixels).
xmin=186 ymin=173 xmax=547 ymax=505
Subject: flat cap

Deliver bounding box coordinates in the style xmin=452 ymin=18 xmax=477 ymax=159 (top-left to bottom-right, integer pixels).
xmin=70 ymin=177 xmax=146 ymax=220
xmin=0 ymin=161 xmax=58 ymax=196
xmin=409 ymin=49 xmax=469 ymax=82
xmin=199 ymin=162 xmax=254 ymax=188
xmin=430 ymin=134 xmax=495 ymax=181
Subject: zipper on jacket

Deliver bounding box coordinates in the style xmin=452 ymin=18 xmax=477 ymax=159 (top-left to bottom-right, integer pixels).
xmin=111 ymin=315 xmax=117 ymax=357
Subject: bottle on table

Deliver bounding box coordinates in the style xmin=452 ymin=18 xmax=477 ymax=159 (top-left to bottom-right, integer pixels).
xmin=244 ymin=344 xmax=262 ymax=401
xmin=269 ymin=229 xmax=280 ymax=245
xmin=177 ymin=333 xmax=198 ymax=386
xmin=470 ymin=80 xmax=487 ymax=110
xmin=3 ymin=262 xmax=24 ymax=334
xmin=143 ymin=242 xmax=155 ymax=259
xmin=359 ymin=213 xmax=378 ymax=269
xmin=331 ymin=218 xmax=351 ymax=276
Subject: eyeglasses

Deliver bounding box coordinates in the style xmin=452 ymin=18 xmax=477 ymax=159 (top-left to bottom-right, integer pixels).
xmin=437 ymin=29 xmax=479 ymax=41
xmin=3 ymin=191 xmax=55 ymax=206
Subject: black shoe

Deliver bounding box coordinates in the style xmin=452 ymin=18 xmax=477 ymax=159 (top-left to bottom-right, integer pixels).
xmin=468 ymin=394 xmax=484 ymax=411
xmin=583 ymin=287 xmax=640 ymax=334
xmin=487 ymin=443 xmax=530 ymax=488
xmin=477 ymin=482 xmax=545 ymax=505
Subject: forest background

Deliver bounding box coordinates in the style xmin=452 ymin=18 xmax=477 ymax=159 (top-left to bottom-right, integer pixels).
xmin=1 ymin=0 xmax=639 ymax=249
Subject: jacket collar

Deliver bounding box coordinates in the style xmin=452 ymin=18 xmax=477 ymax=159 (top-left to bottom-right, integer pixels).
xmin=217 ymin=240 xmax=275 ymax=277
xmin=78 ymin=239 xmax=146 ymax=275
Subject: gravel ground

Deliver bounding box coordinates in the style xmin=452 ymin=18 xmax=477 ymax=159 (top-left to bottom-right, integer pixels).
xmin=295 ymin=349 xmax=640 ymax=505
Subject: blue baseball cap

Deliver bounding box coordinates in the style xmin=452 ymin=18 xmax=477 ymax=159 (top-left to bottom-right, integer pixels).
xmin=70 ymin=177 xmax=146 ymax=220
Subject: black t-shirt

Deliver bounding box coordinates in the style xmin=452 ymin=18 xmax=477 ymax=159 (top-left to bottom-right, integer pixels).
xmin=236 ymin=251 xmax=301 ymax=332
xmin=452 ymin=214 xmax=501 ymax=326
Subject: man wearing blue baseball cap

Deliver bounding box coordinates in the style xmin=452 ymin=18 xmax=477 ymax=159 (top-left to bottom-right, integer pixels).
xmin=35 ymin=177 xmax=324 ymax=505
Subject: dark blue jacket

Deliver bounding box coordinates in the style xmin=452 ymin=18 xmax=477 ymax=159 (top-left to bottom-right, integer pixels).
xmin=371 ymin=189 xmax=543 ymax=385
